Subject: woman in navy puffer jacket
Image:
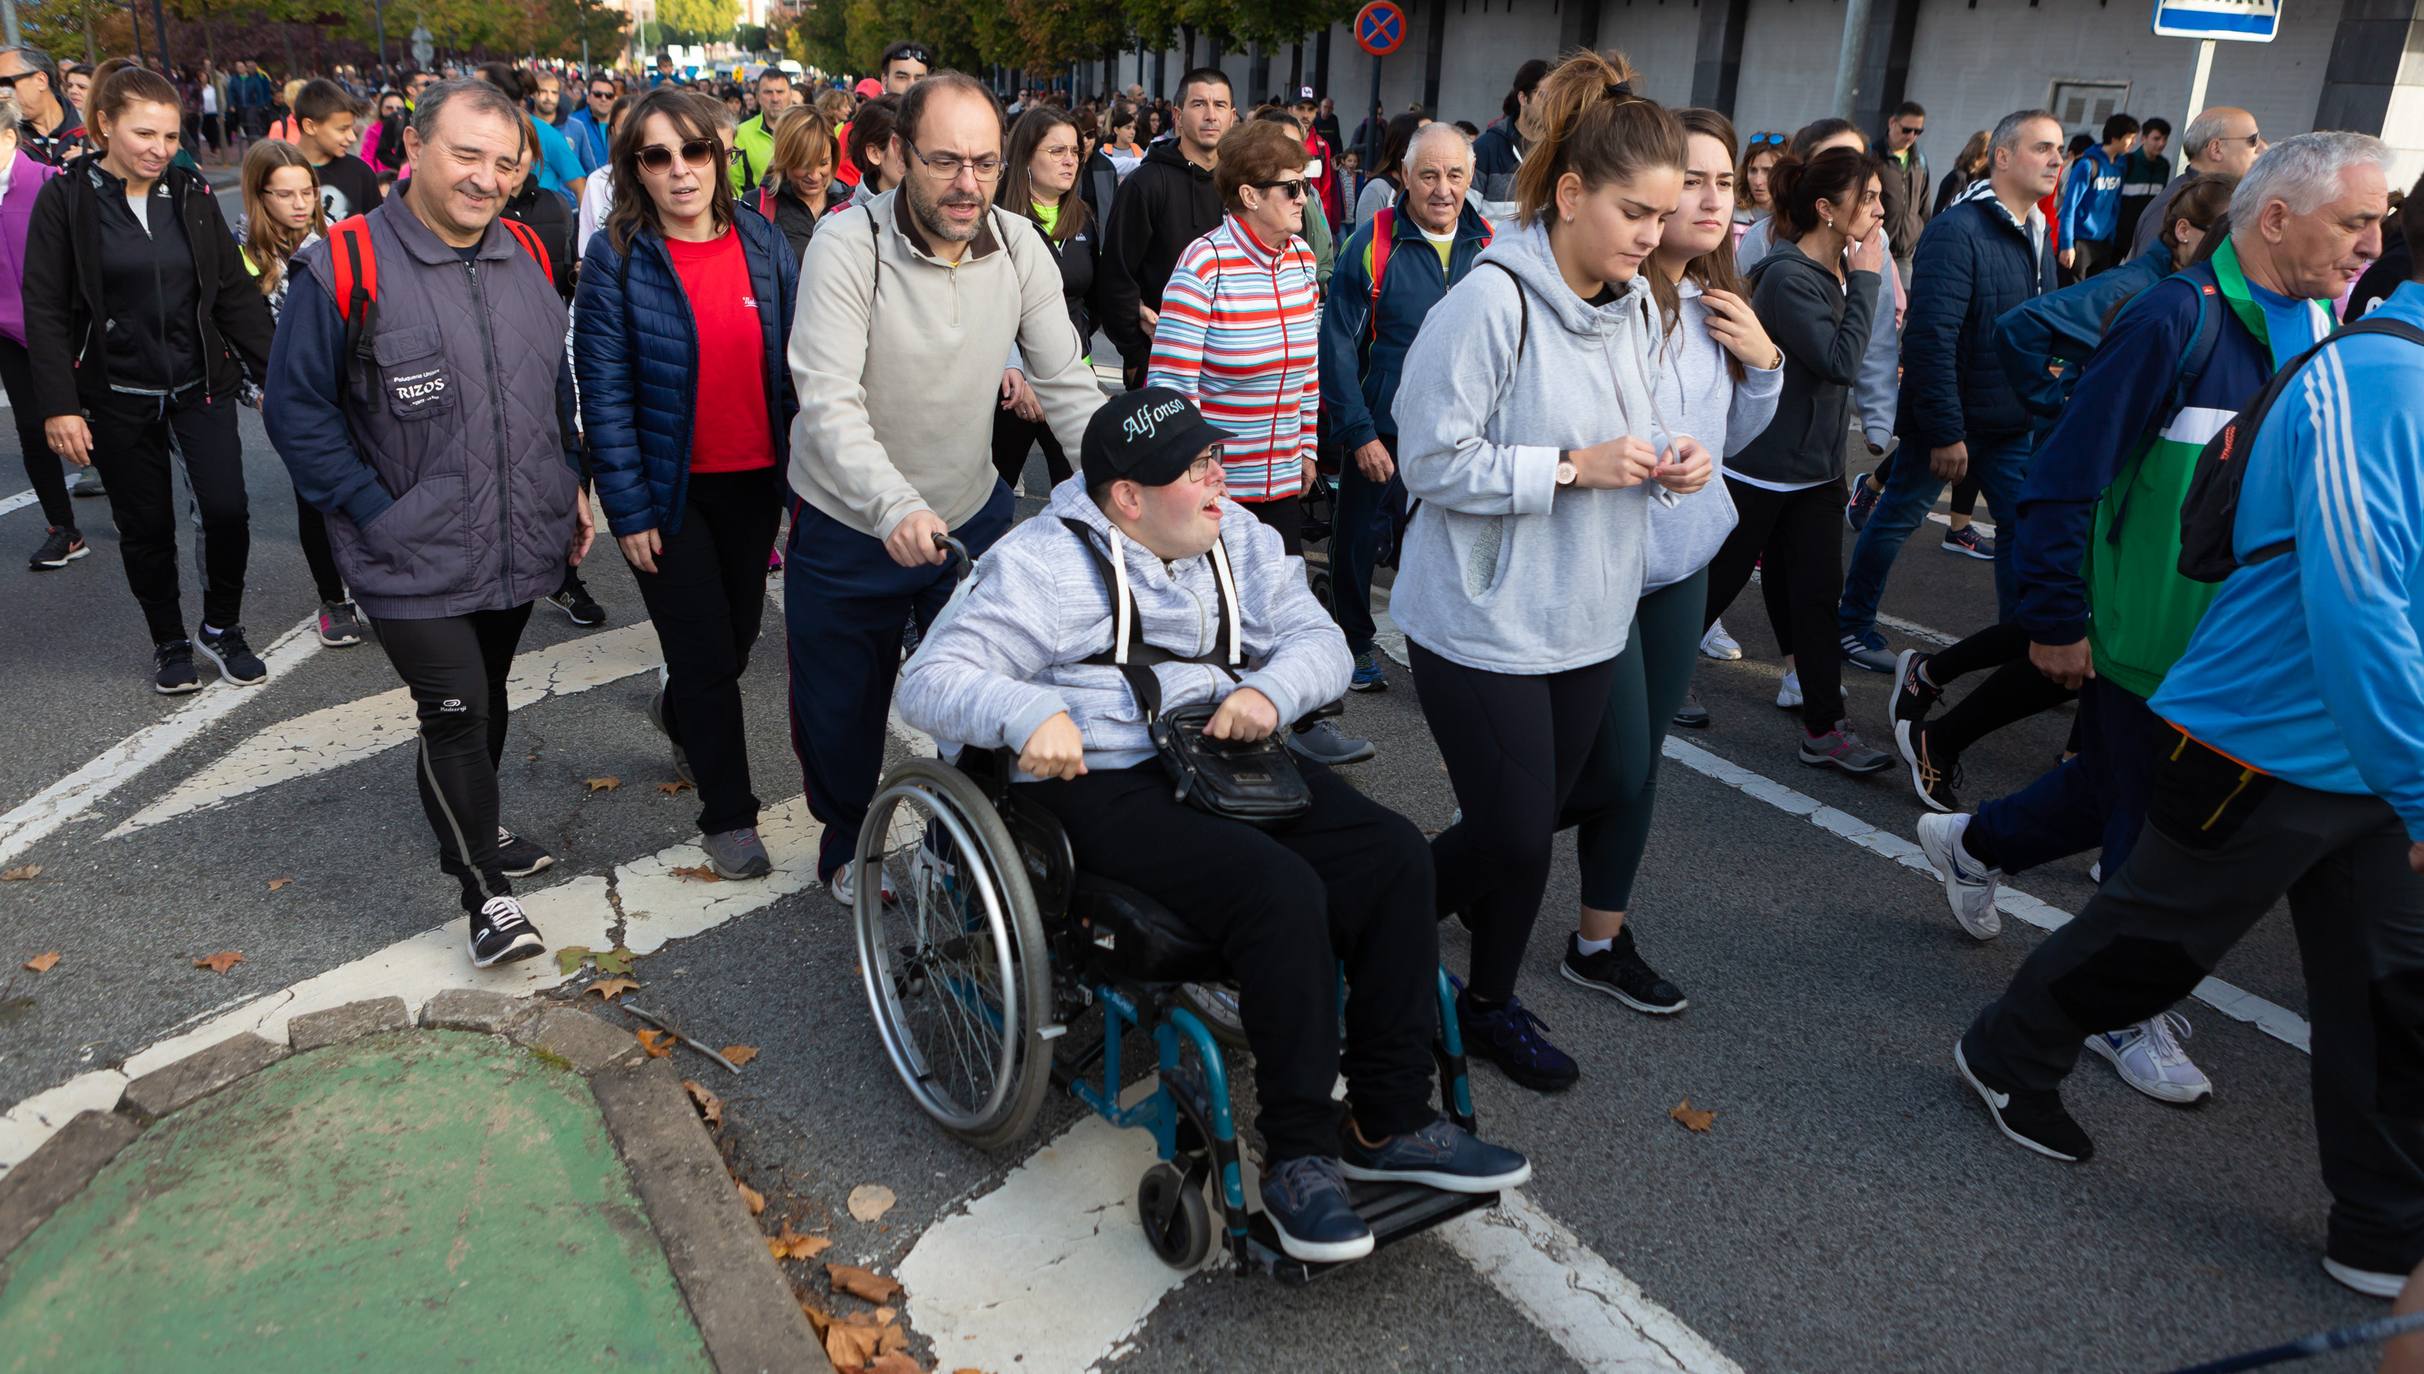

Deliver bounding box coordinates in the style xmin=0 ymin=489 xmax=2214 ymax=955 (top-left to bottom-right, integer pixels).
xmin=575 ymin=88 xmax=799 ymax=880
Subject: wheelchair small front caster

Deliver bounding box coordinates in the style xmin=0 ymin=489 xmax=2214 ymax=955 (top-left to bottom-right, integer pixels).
xmin=1137 ymin=1162 xmax=1213 ymax=1270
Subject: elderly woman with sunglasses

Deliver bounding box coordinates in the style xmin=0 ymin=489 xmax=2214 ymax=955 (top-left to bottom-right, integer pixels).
xmin=573 ymin=86 xmax=799 ymax=881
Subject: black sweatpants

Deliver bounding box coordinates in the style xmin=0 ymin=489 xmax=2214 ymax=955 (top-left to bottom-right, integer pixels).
xmin=1966 ymin=729 xmax=2424 ymax=1272
xmin=1703 ymin=475 xmax=1848 ymax=735
xmin=1410 ymin=641 xmax=1616 ymax=1004
xmin=293 ymin=487 xmax=346 ymax=605
xmin=0 ymin=337 xmax=73 ymax=530
xmin=87 ymin=388 xmax=249 ymax=645
xmin=989 ymin=411 xmax=1072 ymax=497
xmin=371 ymin=604 xmax=535 ymax=914
xmin=630 ymin=468 xmax=783 ymax=836
xmin=1024 ymin=762 xmax=1441 ymax=1161
xmin=1921 ymin=621 xmax=2075 ymax=759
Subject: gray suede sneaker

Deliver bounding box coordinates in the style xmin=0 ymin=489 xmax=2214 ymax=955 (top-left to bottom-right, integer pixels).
xmin=701 ymin=827 xmax=772 ymax=880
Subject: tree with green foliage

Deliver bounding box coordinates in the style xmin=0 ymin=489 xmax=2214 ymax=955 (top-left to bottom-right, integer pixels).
xmin=656 ymin=0 xmax=739 ymax=45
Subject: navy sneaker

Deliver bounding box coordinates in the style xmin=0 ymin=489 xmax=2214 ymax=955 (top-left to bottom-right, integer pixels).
xmin=1350 ymin=650 xmax=1389 ymax=693
xmin=1455 ymin=981 xmax=1579 ymax=1093
xmin=1840 ymin=628 xmax=1897 ymax=674
xmin=196 ymin=624 xmax=267 ymax=685
xmin=1340 ymin=1116 xmax=1532 ymax=1193
xmin=1260 ymin=1155 xmax=1373 ymax=1263
xmin=1941 ymin=525 xmax=1996 ymax=560
xmin=1845 ymin=477 xmax=1882 ymax=531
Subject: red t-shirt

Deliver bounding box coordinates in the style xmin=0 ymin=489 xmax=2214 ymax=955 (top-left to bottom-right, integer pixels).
xmin=665 ymin=228 xmax=775 ymax=474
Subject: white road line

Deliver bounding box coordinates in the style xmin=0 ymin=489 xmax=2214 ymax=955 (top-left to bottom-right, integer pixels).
xmin=0 ymin=794 xmax=823 ymax=1180
xmin=1658 ymin=737 xmax=2312 ymax=1053
xmin=110 ymin=620 xmax=666 ymax=838
xmin=0 ymin=487 xmax=37 ymax=519
xmin=0 ymin=613 xmax=321 ymax=866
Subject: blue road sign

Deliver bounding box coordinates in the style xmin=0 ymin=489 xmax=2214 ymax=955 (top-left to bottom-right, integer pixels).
xmin=1356 ymin=1 xmax=1406 ymax=57
xmin=2153 ymin=0 xmax=2281 ymax=42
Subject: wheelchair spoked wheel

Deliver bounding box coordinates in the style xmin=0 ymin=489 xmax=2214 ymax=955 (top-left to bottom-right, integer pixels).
xmin=854 ymin=757 xmax=1055 ymax=1149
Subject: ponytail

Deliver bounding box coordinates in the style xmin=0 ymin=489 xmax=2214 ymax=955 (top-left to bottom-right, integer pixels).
xmin=1770 ymin=147 xmax=1880 ymax=242
xmin=1512 ymin=48 xmax=1686 ymax=227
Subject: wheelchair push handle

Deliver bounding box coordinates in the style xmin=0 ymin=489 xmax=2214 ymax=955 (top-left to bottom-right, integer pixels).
xmin=932 ymin=532 xmax=973 ymax=581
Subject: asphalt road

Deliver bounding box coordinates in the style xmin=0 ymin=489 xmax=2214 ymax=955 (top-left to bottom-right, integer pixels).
xmin=0 ymin=309 xmax=2383 ymax=1373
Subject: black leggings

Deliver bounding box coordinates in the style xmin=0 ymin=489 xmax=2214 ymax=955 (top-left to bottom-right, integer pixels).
xmin=1918 ymin=621 xmax=2077 ymax=758
xmin=1561 ymin=571 xmax=1705 ymax=912
xmin=371 ymin=604 xmax=534 ymax=914
xmin=88 ymin=388 xmax=249 ymax=645
xmin=1703 ymin=475 xmax=1848 ymax=734
xmin=0 ymin=337 xmax=72 ymax=530
xmin=1410 ymin=642 xmax=1616 ymax=1004
xmin=294 ymin=486 xmax=346 ymax=605
xmin=989 ymin=411 xmax=1072 ymax=496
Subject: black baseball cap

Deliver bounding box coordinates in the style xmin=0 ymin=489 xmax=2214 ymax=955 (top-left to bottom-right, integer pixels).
xmin=1082 ymin=387 xmax=1228 ymax=490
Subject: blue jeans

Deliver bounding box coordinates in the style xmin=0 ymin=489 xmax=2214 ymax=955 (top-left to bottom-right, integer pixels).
xmin=1964 ymin=676 xmax=2161 ymax=877
xmin=1837 ymin=430 xmax=2030 ymax=639
xmin=1328 ymin=438 xmax=1407 ymax=657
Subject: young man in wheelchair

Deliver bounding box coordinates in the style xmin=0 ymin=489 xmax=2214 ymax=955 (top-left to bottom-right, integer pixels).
xmin=896 ymin=389 xmax=1532 ymax=1263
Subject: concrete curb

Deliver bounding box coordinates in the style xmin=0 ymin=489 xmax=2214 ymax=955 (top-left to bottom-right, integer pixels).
xmin=0 ymin=993 xmax=830 ymax=1374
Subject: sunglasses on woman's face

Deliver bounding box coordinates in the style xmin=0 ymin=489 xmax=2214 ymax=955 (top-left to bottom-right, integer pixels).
xmin=637 ymin=138 xmax=718 ymax=174
xmin=1253 ymin=177 xmax=1310 ymax=200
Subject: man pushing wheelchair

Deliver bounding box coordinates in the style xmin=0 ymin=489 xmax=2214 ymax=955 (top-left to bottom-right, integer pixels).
xmin=895 ymin=389 xmax=1532 ymax=1264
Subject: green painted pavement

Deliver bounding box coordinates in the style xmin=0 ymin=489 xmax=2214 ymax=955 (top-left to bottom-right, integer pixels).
xmin=0 ymin=1030 xmax=713 ymax=1373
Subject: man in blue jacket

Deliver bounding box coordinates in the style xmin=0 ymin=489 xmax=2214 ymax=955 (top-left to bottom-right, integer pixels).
xmin=1837 ymin=109 xmax=2062 ymax=673
xmin=2057 ymin=113 xmax=2139 ymax=281
xmin=1318 ymin=123 xmax=1491 ymax=693
xmin=1956 ymin=177 xmax=2423 ymax=1299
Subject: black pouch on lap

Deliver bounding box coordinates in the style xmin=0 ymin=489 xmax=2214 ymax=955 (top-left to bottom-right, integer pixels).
xmin=1060 ymin=517 xmax=1313 ymax=829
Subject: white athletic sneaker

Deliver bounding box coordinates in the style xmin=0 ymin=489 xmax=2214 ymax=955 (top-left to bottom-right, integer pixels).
xmin=1916 ymin=813 xmax=2002 ymax=940
xmin=1773 ymin=669 xmax=1848 ymax=711
xmin=1700 ymin=620 xmax=1743 ymax=661
xmin=829 ymin=860 xmax=896 ymax=909
xmin=2323 ymin=1256 xmax=2408 ymax=1299
xmin=2085 ymin=1012 xmax=2212 ymax=1105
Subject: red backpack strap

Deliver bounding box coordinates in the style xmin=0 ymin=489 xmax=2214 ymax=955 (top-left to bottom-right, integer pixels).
xmin=1366 ymin=206 xmax=1394 ymax=343
xmin=499 ymin=217 xmax=554 ymax=285
xmin=328 ymin=216 xmax=378 ymax=363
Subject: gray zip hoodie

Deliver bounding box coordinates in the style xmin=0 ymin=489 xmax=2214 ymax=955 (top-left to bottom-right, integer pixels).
xmin=895 ymin=478 xmax=1352 ymax=779
xmin=1643 ymin=279 xmax=1783 ymax=591
xmin=1389 ymin=219 xmax=1667 ymax=674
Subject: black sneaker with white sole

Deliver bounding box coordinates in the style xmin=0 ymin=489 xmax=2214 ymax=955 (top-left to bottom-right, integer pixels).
xmin=1954 ymin=1035 xmax=2093 ymax=1162
xmin=496 ymin=828 xmax=554 ymax=878
xmin=28 ymin=526 xmax=87 ymax=570
xmin=1560 ymin=929 xmax=1687 ymax=1014
xmin=548 ymin=578 xmax=607 ymax=627
xmin=1897 ymin=719 xmax=1965 ymax=813
xmin=469 ymin=896 xmax=546 ymax=967
xmin=196 ymin=624 xmax=267 ymax=685
xmin=153 ymin=639 xmax=201 ymax=695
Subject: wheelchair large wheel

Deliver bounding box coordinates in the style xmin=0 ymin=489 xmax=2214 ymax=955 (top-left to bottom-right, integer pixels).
xmin=854 ymin=757 xmax=1055 ymax=1149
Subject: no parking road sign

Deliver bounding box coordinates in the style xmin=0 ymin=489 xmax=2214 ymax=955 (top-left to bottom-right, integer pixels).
xmin=2153 ymin=0 xmax=2281 ymax=42
xmin=1356 ymin=0 xmax=1407 ymax=56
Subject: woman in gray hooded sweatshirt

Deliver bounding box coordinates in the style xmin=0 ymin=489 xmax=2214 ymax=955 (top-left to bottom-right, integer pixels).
xmin=1390 ymin=51 xmax=1710 ymax=1093
xmin=1554 ymin=107 xmax=1784 ymax=1017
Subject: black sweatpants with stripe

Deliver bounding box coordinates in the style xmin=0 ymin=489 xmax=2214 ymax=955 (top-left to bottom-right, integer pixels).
xmin=371 ymin=604 xmax=533 ymax=913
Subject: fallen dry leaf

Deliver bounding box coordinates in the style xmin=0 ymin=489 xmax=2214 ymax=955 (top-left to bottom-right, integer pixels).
xmin=193 ymin=951 xmax=245 ymax=975
xmin=657 ymin=779 xmax=694 ymax=796
xmin=585 ymin=977 xmax=640 ymax=1002
xmin=722 ymin=1044 xmax=759 ymax=1068
xmin=668 ymin=863 xmax=722 ymax=883
xmin=1 ymin=864 xmax=41 ymax=881
xmin=736 ymin=1180 xmax=766 ymax=1216
xmin=635 ymin=1028 xmax=675 ymax=1059
xmin=593 ymin=947 xmax=635 ymax=975
xmin=585 ymin=775 xmax=622 ymax=793
xmin=798 ymin=1296 xmax=833 ymax=1337
xmin=827 ymin=1263 xmax=903 ymax=1304
xmin=266 ymin=876 xmax=294 ymax=892
xmin=825 ymin=1321 xmax=882 ymax=1369
xmin=768 ymin=1222 xmax=832 ymax=1262
xmin=868 ymin=1354 xmax=922 ymax=1374
xmin=683 ymin=1079 xmax=724 ymax=1128
xmin=847 ymin=1184 xmax=896 ymax=1223
xmin=1670 ymin=1097 xmax=1717 ymax=1133
xmin=23 ymin=951 xmax=61 ymax=973
xmin=554 ymin=945 xmax=594 ymax=975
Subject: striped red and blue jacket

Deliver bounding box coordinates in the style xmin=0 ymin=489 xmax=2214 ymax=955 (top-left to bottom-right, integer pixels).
xmin=1145 ymin=214 xmax=1320 ymax=502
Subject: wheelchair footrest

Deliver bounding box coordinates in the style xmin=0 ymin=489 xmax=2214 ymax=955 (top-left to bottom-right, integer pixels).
xmin=1244 ymin=1182 xmax=1502 ymax=1284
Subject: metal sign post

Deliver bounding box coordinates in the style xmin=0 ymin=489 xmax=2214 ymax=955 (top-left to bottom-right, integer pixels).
xmin=1353 ymin=0 xmax=1404 ymax=173
xmin=2151 ymin=0 xmax=2280 ymax=116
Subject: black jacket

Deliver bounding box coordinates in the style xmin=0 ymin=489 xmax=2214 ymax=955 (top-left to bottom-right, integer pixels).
xmin=1733 ymin=245 xmax=1880 ymax=487
xmin=1013 ymin=202 xmax=1112 ymax=348
xmin=743 ymin=184 xmax=837 ymax=269
xmin=1078 ymin=148 xmax=1119 ymax=245
xmin=1099 ymin=139 xmax=1222 ymax=367
xmin=502 ymin=178 xmax=576 ymax=301
xmin=22 ymin=159 xmax=272 ymax=415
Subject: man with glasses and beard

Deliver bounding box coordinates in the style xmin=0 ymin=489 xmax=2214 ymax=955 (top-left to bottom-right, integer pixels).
xmin=783 ymin=71 xmax=1106 ymax=908
xmin=0 ymin=47 xmax=86 ymax=165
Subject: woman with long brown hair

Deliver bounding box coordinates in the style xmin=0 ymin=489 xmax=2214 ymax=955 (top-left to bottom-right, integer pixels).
xmin=573 ymin=87 xmax=798 ymax=880
xmin=990 ymin=104 xmax=1111 ymax=495
xmin=1391 ymin=50 xmax=1708 ymax=1091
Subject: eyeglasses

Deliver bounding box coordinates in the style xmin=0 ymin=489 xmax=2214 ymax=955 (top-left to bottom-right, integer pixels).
xmin=1181 ymin=454 xmax=1222 ymax=483
xmin=637 ymin=138 xmax=718 ymax=173
xmin=589 ymin=87 xmax=616 ymax=101
xmin=2214 ymin=131 xmax=2264 ymax=148
xmin=905 ymin=140 xmax=1002 ymax=182
xmin=1252 ymin=178 xmax=1310 ymax=200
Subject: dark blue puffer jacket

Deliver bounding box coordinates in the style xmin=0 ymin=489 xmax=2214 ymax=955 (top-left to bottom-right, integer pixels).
xmin=1895 ymin=191 xmax=2058 ymax=448
xmin=573 ymin=211 xmax=799 ymax=538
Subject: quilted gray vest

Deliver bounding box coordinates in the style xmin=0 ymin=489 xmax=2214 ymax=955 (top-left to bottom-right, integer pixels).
xmin=304 ymin=200 xmax=579 ymax=619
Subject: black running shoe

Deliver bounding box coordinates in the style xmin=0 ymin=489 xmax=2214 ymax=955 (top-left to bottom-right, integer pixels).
xmin=28 ymin=526 xmax=87 ymax=570
xmin=1560 ymin=929 xmax=1687 ymax=1014
xmin=195 ymin=624 xmax=267 ymax=685
xmin=71 ymin=465 xmax=105 ymax=498
xmin=496 ymin=827 xmax=555 ymax=878
xmin=1954 ymin=1035 xmax=2093 ymax=1163
xmin=1889 ymin=648 xmax=1940 ymax=733
xmin=469 ymin=896 xmax=546 ymax=968
xmin=153 ymin=639 xmax=200 ymax=695
xmin=548 ymin=578 xmax=607 ymax=627
xmin=1456 ymin=981 xmax=1579 ymax=1093
xmin=1899 ymin=720 xmax=1965 ymax=813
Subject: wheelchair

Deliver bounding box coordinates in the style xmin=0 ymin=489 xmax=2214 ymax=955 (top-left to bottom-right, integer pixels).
xmin=851 ymin=741 xmax=1504 ymax=1282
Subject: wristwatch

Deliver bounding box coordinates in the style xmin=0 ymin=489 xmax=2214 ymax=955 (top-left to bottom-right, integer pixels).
xmin=1556 ymin=450 xmax=1579 ymax=486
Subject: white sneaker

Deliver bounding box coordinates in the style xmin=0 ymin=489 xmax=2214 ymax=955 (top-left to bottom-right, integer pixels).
xmin=1773 ymin=669 xmax=1848 ymax=711
xmin=2085 ymin=1012 xmax=2212 ymax=1105
xmin=1700 ymin=620 xmax=1743 ymax=661
xmin=2089 ymin=860 xmax=2103 ymax=884
xmin=2323 ymin=1256 xmax=2408 ymax=1299
xmin=1916 ymin=813 xmax=2001 ymax=940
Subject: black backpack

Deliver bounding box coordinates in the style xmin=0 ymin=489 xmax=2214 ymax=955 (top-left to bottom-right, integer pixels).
xmin=2177 ymin=317 xmax=2424 ymax=583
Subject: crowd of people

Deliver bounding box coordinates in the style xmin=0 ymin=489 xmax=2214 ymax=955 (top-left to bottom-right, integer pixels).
xmin=5 ymin=35 xmax=2423 ymax=1291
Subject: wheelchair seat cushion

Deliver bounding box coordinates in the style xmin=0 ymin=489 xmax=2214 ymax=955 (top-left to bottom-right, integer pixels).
xmin=1069 ymin=874 xmax=1228 ymax=984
